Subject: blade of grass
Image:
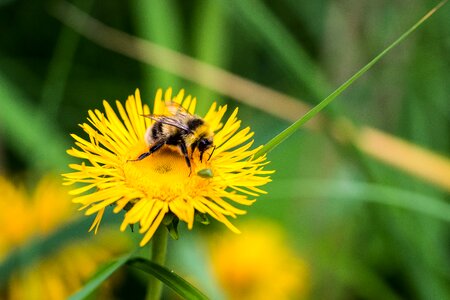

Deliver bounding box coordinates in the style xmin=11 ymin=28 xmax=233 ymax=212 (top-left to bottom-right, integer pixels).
xmin=330 ymin=256 xmax=402 ymax=300
xmin=270 ymin=179 xmax=450 ymax=222
xmin=68 ymin=252 xmax=209 ymax=300
xmin=255 ymin=1 xmax=447 ymax=157
xmin=68 ymin=251 xmax=135 ymax=300
xmin=128 ymin=257 xmax=209 ymax=300
xmin=131 ymin=0 xmax=182 ymax=90
xmin=283 ymin=0 xmax=327 ymax=41
xmin=0 ymin=72 xmax=69 ymax=172
xmin=223 ymin=0 xmax=330 ymax=101
xmin=352 ymin=149 xmax=450 ymax=298
xmin=385 ymin=213 xmax=449 ymax=299
xmin=40 ymin=0 xmax=94 ymax=119
xmin=192 ymin=0 xmax=229 ymax=115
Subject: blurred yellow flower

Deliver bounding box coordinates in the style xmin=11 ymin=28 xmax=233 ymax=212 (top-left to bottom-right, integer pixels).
xmin=0 ymin=176 xmax=129 ymax=300
xmin=208 ymin=221 xmax=309 ymax=300
xmin=0 ymin=176 xmax=74 ymax=257
xmin=64 ymin=88 xmax=272 ymax=246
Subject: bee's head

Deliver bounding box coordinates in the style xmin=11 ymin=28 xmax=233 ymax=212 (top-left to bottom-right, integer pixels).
xmin=198 ymin=137 xmax=214 ymax=162
xmin=198 ymin=137 xmax=212 ymax=151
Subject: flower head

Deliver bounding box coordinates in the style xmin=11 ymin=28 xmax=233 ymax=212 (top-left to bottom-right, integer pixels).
xmin=64 ymin=88 xmax=272 ymax=246
xmin=208 ymin=220 xmax=309 ymax=300
xmin=0 ymin=176 xmax=73 ymax=256
xmin=0 ymin=176 xmax=129 ymax=300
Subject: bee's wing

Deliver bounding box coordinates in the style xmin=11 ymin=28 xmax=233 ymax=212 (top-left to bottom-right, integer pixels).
xmin=166 ymin=102 xmax=191 ymax=117
xmin=142 ymin=114 xmax=191 ymax=132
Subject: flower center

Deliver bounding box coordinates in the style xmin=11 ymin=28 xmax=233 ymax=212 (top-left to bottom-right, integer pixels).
xmin=123 ymin=142 xmax=208 ymax=201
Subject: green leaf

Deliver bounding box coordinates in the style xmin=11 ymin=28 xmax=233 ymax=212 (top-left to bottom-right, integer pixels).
xmin=255 ymin=1 xmax=447 ymax=157
xmin=128 ymin=257 xmax=209 ymax=300
xmin=68 ymin=252 xmax=134 ymax=300
xmin=195 ymin=213 xmax=210 ymax=225
xmin=166 ymin=217 xmax=180 ymax=240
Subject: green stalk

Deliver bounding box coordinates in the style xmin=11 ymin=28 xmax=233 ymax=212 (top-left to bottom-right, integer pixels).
xmin=146 ymin=227 xmax=169 ymax=300
xmin=41 ymin=0 xmax=95 ymax=119
xmin=255 ymin=0 xmax=447 ymax=158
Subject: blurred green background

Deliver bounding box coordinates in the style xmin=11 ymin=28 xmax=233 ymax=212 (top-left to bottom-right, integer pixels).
xmin=0 ymin=0 xmax=449 ymax=299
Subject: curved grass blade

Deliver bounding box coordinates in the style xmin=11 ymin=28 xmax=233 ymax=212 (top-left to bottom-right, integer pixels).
xmin=271 ymin=179 xmax=450 ymax=222
xmin=68 ymin=252 xmax=134 ymax=300
xmin=128 ymin=257 xmax=209 ymax=300
xmin=256 ymin=1 xmax=447 ymax=157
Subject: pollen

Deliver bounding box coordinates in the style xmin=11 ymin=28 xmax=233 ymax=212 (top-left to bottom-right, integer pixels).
xmin=123 ymin=144 xmax=207 ymax=201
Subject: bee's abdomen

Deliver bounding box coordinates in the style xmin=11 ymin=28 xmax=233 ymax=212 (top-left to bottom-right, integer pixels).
xmin=152 ymin=122 xmax=163 ymax=140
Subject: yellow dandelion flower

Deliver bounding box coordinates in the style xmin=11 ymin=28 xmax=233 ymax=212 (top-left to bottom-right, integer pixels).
xmin=208 ymin=220 xmax=309 ymax=300
xmin=0 ymin=176 xmax=74 ymax=256
xmin=63 ymin=88 xmax=272 ymax=246
xmin=0 ymin=176 xmax=130 ymax=300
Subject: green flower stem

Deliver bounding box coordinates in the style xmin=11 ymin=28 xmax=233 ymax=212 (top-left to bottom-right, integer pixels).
xmin=146 ymin=226 xmax=169 ymax=300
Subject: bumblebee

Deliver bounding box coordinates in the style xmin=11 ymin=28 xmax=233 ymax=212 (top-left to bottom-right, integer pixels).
xmin=133 ymin=103 xmax=214 ymax=173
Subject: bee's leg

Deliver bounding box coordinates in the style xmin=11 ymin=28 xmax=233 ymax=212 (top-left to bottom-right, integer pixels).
xmin=149 ymin=142 xmax=166 ymax=154
xmin=179 ymin=141 xmax=192 ymax=175
xmin=190 ymin=143 xmax=197 ymax=159
xmin=134 ymin=152 xmax=151 ymax=161
xmin=129 ymin=141 xmax=165 ymax=161
xmin=129 ymin=154 xmax=148 ymax=162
